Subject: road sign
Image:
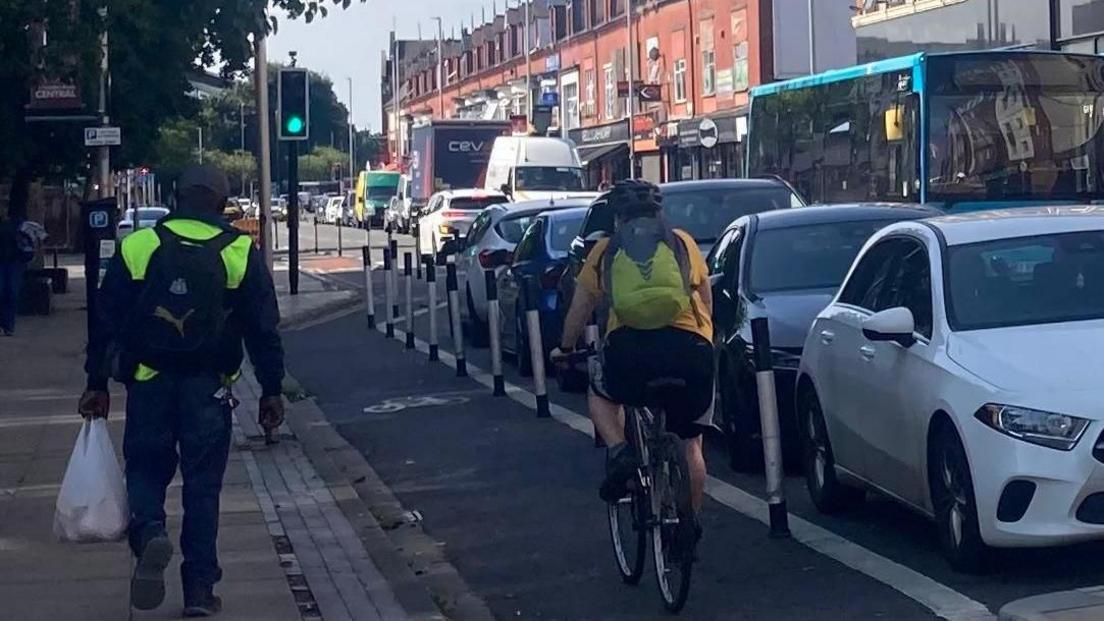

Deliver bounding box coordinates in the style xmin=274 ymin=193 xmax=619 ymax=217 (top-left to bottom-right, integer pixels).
xmin=84 ymin=127 xmax=121 ymax=147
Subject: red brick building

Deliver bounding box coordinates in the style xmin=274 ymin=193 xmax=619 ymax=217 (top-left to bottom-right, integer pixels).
xmin=383 ymin=0 xmax=855 ymax=184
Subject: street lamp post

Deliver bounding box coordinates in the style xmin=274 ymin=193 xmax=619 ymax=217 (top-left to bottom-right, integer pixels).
xmin=807 ymin=0 xmax=816 ymax=75
xmin=97 ymin=6 xmax=112 ymax=198
xmin=626 ymin=0 xmax=636 ymax=179
xmin=347 ymin=77 xmax=355 ymax=184
xmin=524 ymin=0 xmax=532 ymax=125
xmin=432 ymin=17 xmax=445 ymax=118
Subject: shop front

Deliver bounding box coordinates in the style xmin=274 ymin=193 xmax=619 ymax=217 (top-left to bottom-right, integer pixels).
xmin=568 ymin=119 xmax=631 ymax=189
xmin=672 ymin=111 xmax=748 ymax=181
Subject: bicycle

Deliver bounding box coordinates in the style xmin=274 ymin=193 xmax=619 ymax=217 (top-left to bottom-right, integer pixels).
xmin=557 ymin=350 xmax=697 ymax=613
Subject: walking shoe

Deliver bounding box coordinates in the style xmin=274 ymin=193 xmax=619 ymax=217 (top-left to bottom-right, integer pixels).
xmin=183 ymin=586 xmax=223 ymax=618
xmin=600 ymin=443 xmax=640 ymax=503
xmin=130 ymin=533 xmax=173 ymax=611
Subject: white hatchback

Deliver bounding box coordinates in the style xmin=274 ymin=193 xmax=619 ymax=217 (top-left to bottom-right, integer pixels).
xmin=796 ymin=208 xmax=1104 ymax=571
xmin=455 ymin=198 xmax=593 ymax=346
xmin=418 ymin=189 xmax=509 ymax=256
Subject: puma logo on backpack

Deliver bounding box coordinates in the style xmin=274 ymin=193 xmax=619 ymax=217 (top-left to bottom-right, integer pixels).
xmin=127 ymin=223 xmax=240 ymax=372
xmin=601 ymin=217 xmax=701 ymax=330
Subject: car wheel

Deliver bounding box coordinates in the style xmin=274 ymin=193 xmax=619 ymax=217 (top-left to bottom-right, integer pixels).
xmin=798 ymin=386 xmax=864 ymax=514
xmin=466 ymin=286 xmax=490 ymax=348
xmin=718 ymin=360 xmax=764 ymax=473
xmin=930 ymin=423 xmax=990 ymax=573
xmin=516 ymin=314 xmax=533 ymax=377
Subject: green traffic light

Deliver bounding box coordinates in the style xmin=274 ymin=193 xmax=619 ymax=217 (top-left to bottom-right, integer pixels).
xmin=286 ymin=115 xmax=305 ymax=134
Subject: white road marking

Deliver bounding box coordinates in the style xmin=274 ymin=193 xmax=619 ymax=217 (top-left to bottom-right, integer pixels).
xmin=368 ymin=322 xmax=996 ymax=621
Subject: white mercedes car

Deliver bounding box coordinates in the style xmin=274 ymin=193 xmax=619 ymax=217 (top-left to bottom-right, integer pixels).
xmin=796 ymin=208 xmax=1104 ymax=571
xmin=418 ymin=189 xmax=509 ymax=256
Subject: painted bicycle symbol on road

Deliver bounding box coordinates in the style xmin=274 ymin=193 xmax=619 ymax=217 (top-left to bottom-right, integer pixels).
xmin=362 ymin=393 xmax=470 ymax=414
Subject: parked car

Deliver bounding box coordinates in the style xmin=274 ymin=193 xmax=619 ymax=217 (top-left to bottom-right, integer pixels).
xmin=497 ymin=207 xmax=589 ymax=376
xmin=117 ymin=206 xmax=170 ymax=239
xmin=554 ymin=178 xmax=805 ymax=391
xmin=418 ymin=189 xmax=510 ymax=256
xmin=708 ymin=204 xmax=937 ymax=471
xmin=457 ymin=198 xmax=593 ymax=346
xmin=797 ymin=208 xmax=1104 ymax=571
xmin=222 ymin=199 xmax=245 ymax=222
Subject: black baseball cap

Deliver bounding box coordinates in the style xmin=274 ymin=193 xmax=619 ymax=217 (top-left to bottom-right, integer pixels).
xmin=177 ymin=164 xmax=230 ymax=199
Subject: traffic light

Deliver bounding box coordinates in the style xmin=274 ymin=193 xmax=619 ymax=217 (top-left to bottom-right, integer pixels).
xmin=278 ymin=68 xmax=309 ymax=141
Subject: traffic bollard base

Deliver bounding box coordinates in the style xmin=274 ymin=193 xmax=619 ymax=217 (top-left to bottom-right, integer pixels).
xmin=456 ymin=358 xmax=467 ymax=377
xmin=386 ymin=323 xmax=395 ymax=339
xmin=768 ymin=501 xmax=791 ymax=539
xmin=367 ymin=314 xmax=376 ymax=330
xmin=536 ymin=394 xmax=550 ymax=418
xmin=405 ymin=332 xmax=415 ymax=349
xmin=428 ymin=344 xmax=439 ymax=361
xmin=493 ymin=375 xmax=505 ymax=397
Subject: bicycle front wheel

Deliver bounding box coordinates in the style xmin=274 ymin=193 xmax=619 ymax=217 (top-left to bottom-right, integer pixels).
xmin=607 ymin=418 xmax=647 ymax=584
xmin=651 ymin=433 xmax=694 ymax=613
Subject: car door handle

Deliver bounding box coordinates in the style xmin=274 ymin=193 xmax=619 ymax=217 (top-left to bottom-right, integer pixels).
xmin=859 ymin=345 xmax=876 ymax=360
xmin=819 ymin=330 xmax=835 ymax=345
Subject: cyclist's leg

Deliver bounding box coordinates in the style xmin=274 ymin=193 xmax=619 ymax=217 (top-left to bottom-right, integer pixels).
xmin=589 ymin=389 xmax=625 ymax=446
xmin=683 ymin=436 xmax=706 ymax=513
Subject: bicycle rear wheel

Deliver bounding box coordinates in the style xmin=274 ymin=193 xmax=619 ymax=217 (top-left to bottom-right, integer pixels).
xmin=650 ymin=433 xmax=694 ymax=613
xmin=607 ymin=415 xmax=647 ymax=584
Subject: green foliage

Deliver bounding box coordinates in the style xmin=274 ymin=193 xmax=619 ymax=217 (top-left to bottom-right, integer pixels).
xmin=298 ymin=146 xmax=345 ymax=182
xmin=0 ymin=0 xmax=365 ymax=186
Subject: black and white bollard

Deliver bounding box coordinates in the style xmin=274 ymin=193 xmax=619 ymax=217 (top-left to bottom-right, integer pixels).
xmin=389 ymin=239 xmax=400 ymax=321
xmin=426 ymin=258 xmax=439 ymax=361
xmin=446 ymin=264 xmax=467 ymax=377
xmin=414 ymin=224 xmax=423 ymax=280
xmin=524 ymin=278 xmax=550 ymax=418
xmin=751 ymin=317 xmax=791 ymax=539
xmin=403 ymin=252 xmax=415 ymax=349
xmin=337 ymin=212 xmax=344 ymax=256
xmin=485 ymin=269 xmax=506 ymax=396
xmin=362 ymin=245 xmax=376 ymax=330
xmin=383 ymin=247 xmax=395 ymax=339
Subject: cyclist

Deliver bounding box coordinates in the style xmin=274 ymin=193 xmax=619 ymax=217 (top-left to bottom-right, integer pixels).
xmin=552 ymin=179 xmax=714 ymax=522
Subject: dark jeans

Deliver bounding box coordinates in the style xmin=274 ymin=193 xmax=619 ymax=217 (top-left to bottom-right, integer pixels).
xmin=124 ymin=373 xmax=232 ymax=590
xmin=0 ymin=260 xmax=24 ymax=333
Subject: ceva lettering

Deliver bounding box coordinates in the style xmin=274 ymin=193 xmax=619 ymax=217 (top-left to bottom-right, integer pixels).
xmin=448 ymin=140 xmax=486 ymax=153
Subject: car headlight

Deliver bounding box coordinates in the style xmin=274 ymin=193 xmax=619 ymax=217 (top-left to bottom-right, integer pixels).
xmin=974 ymin=404 xmax=1091 ymax=451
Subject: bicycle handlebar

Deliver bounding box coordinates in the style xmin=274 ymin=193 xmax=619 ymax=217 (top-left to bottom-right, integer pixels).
xmin=550 ymin=346 xmax=596 ymax=365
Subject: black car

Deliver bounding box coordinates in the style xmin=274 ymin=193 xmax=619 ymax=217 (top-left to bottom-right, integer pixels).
xmin=497 ymin=207 xmax=589 ymax=376
xmin=555 ymin=178 xmax=806 ymax=391
xmin=707 ymin=204 xmax=938 ymax=471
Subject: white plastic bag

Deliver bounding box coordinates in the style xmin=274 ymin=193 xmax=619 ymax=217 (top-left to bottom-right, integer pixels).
xmin=53 ymin=419 xmax=129 ymax=542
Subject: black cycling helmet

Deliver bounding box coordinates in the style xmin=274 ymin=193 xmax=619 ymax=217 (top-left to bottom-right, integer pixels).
xmin=608 ymin=179 xmax=662 ymax=219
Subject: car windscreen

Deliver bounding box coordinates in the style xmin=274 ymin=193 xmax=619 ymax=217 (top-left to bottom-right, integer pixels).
xmin=450 ymin=197 xmax=510 ymax=211
xmin=548 ymin=212 xmax=587 ymax=253
xmin=947 ymin=230 xmax=1104 ymax=330
xmin=496 ymin=213 xmax=539 ymax=244
xmin=515 ymin=167 xmax=586 ymax=191
xmin=663 ymin=187 xmax=797 ymax=242
xmin=748 ymin=220 xmax=897 ymax=294
xmin=367 ymin=187 xmax=397 ymax=199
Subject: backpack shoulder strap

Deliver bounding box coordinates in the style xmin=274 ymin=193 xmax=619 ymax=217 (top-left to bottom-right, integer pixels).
xmin=600 ymin=233 xmax=623 ymax=297
xmin=208 ymin=230 xmax=242 ymax=253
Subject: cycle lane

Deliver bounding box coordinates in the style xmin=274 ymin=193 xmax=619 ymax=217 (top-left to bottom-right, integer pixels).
xmin=284 ymin=311 xmax=936 ymax=620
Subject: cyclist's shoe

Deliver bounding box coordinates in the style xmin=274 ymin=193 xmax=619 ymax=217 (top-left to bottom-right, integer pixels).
xmin=600 ymin=444 xmax=640 ymax=503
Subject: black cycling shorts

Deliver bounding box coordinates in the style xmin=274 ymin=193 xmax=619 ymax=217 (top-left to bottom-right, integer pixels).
xmin=591 ymin=326 xmax=715 ymax=439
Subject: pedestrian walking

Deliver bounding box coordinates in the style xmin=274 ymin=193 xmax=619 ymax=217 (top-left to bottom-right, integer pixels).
xmin=80 ymin=164 xmax=286 ymax=617
xmin=0 ymin=202 xmax=40 ymax=336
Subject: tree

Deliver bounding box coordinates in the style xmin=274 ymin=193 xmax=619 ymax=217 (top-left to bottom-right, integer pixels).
xmin=207 ymin=149 xmax=257 ymax=195
xmin=1 ymin=0 xmax=366 ymax=214
xmin=297 ymin=146 xmax=345 ymax=182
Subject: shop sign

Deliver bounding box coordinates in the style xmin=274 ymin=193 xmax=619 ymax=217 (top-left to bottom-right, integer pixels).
xmin=570 ymin=119 xmax=630 ymax=146
xmin=27 ymin=79 xmax=83 ymax=111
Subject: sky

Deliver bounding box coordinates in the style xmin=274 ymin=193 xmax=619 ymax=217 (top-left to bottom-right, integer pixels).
xmin=270 ymin=0 xmax=498 ymax=131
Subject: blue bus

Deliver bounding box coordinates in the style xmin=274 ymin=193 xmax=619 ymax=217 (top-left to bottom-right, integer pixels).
xmin=747 ymin=51 xmax=1104 ymax=210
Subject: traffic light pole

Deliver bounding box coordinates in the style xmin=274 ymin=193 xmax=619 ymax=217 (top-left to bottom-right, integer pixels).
xmin=288 ymin=141 xmax=300 ymax=295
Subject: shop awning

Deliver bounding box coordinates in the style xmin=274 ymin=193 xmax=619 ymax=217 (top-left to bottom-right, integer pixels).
xmin=578 ymin=142 xmax=628 ymax=167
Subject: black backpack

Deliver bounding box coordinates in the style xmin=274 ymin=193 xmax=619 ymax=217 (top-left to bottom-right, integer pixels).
xmin=127 ymin=223 xmax=240 ymax=373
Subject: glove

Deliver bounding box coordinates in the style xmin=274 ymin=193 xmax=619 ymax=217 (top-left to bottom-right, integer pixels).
xmin=78 ymin=390 xmax=110 ymax=420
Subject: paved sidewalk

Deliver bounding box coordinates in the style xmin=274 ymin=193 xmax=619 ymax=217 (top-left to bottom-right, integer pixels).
xmin=0 ymin=266 xmax=414 ymax=620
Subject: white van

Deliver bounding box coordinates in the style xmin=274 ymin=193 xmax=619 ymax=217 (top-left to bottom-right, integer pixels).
xmin=483 ymin=136 xmax=592 ymax=201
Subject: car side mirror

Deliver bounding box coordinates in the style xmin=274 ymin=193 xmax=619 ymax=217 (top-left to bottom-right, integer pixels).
xmin=440 ymin=238 xmax=462 ymax=255
xmin=862 ymin=307 xmax=916 ymax=348
xmin=500 ymin=183 xmax=512 ymax=197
